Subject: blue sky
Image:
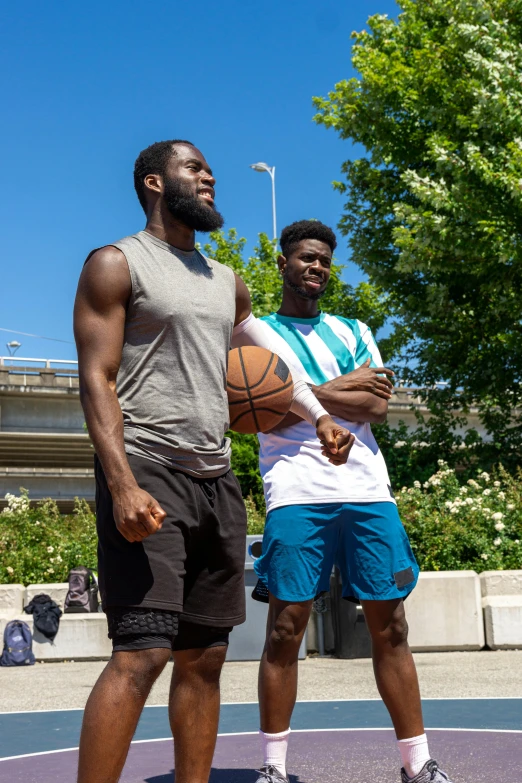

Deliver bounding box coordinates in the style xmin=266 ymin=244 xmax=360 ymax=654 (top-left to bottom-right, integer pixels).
xmin=1 ymin=0 xmax=398 ymax=361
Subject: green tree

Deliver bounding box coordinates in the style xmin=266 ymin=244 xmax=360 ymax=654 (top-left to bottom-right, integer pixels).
xmin=313 ymin=0 xmax=522 ymax=469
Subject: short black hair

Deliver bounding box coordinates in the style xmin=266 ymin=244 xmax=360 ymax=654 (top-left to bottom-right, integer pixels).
xmin=279 ymin=220 xmax=337 ymax=258
xmin=134 ymin=139 xmax=194 ymax=213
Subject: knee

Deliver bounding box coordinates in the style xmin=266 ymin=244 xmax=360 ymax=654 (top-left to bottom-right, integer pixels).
xmin=388 ymin=614 xmax=409 ymax=647
xmin=371 ymin=613 xmax=409 ymax=650
xmin=196 ymin=645 xmax=227 ymax=684
xmin=175 ymin=644 xmax=227 ymax=687
xmin=266 ymin=616 xmax=303 ymax=660
xmin=112 ymin=648 xmax=170 ymax=694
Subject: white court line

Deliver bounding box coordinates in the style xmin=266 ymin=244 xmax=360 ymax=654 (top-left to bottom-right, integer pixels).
xmin=1 ymin=695 xmax=521 ymax=716
xmin=1 ymin=726 xmax=521 ymax=763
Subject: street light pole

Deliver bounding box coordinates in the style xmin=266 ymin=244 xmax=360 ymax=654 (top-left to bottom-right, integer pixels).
xmin=270 ymin=166 xmax=276 ymax=241
xmin=249 ymin=162 xmax=277 ymax=240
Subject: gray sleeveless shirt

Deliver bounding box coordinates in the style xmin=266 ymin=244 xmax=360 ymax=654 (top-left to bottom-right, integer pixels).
xmin=112 ymin=230 xmax=236 ymax=477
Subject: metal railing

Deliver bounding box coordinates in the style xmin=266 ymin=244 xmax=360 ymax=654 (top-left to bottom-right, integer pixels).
xmin=0 ymin=357 xmax=79 ymax=385
xmin=0 ymin=357 xmax=78 ymax=369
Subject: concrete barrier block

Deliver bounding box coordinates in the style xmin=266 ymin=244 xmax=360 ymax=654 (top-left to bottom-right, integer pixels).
xmin=0 ymin=612 xmax=21 ymax=628
xmin=25 ymin=583 xmax=69 ymax=609
xmin=0 ymin=613 xmax=112 ymax=660
xmin=406 ymin=571 xmax=485 ymax=651
xmin=480 ymin=570 xmax=522 ymax=597
xmin=0 ymin=584 xmax=25 ymax=614
xmin=484 ymin=595 xmax=522 ymax=650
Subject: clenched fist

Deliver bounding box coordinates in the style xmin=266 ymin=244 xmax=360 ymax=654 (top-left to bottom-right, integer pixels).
xmin=316 ymin=415 xmax=355 ymax=466
xmin=111 ymin=486 xmax=166 ymax=543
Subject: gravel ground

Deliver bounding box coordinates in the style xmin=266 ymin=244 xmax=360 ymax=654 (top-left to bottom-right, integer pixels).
xmin=1 ymin=650 xmax=521 ymax=712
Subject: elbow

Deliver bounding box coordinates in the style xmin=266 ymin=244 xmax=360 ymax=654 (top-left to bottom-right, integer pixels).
xmin=78 ymin=369 xmax=114 ymax=406
xmin=371 ymin=400 xmax=388 ymax=424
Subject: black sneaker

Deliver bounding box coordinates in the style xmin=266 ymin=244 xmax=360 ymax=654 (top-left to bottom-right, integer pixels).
xmin=401 ymin=759 xmax=453 ymax=782
xmin=255 ymin=764 xmax=288 ymax=782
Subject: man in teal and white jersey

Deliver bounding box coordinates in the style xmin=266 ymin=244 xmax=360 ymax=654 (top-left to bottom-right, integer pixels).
xmin=253 ymin=221 xmax=453 ymax=783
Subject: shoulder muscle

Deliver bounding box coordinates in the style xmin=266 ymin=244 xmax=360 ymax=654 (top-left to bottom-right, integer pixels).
xmin=77 ymin=246 xmax=131 ymax=312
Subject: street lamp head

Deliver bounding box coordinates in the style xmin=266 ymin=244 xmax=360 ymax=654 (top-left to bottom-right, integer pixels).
xmin=250 ymin=162 xmax=271 ymax=173
xmin=249 ymin=161 xmax=277 ymax=239
xmin=6 ymin=340 xmax=21 ymax=356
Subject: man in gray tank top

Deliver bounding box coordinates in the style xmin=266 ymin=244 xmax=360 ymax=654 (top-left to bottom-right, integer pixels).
xmin=74 ymin=139 xmax=354 ymax=783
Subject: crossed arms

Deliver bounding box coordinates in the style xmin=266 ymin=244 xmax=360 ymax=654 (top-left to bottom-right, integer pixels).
xmin=272 ymin=359 xmax=394 ymax=430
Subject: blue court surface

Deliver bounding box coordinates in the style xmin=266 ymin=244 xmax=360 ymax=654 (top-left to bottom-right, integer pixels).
xmin=0 ymin=698 xmax=521 ymax=781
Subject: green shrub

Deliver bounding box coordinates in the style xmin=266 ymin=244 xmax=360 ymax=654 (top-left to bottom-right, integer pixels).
xmin=399 ymin=462 xmax=522 ymax=572
xmin=228 ymin=430 xmax=264 ymax=511
xmin=244 ymin=493 xmax=265 ymax=535
xmin=0 ymin=486 xmax=265 ymax=585
xmin=0 ymin=490 xmax=97 ymax=585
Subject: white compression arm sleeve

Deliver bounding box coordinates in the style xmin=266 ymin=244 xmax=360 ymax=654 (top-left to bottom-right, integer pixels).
xmin=231 ymin=313 xmax=329 ymax=427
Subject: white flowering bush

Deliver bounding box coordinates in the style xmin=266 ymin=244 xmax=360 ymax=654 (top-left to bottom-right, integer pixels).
xmin=2 ymin=493 xmax=31 ymax=515
xmin=0 ymin=490 xmax=97 ymax=585
xmin=398 ymin=463 xmax=522 ymax=572
xmin=372 ymin=418 xmax=492 ymax=491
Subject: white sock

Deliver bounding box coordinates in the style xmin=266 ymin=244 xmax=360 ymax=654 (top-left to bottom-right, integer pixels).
xmin=260 ymin=728 xmax=290 ymax=778
xmin=397 ymin=734 xmax=431 ymax=778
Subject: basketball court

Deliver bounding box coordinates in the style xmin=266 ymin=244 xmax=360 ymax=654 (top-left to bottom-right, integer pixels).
xmin=1 ymin=697 xmax=520 ymax=782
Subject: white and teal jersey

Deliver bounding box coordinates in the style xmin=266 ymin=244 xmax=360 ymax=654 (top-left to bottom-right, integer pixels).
xmin=257 ymin=312 xmax=394 ymax=512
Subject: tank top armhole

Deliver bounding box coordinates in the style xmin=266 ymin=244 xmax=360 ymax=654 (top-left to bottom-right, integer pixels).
xmin=218 ymin=260 xmax=237 ymax=299
xmin=224 ymin=263 xmax=238 ymax=324
xmin=82 ymin=244 xmax=135 ymax=301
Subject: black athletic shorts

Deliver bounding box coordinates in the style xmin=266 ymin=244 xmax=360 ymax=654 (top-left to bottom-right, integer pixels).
xmin=95 ymin=454 xmax=247 ymax=629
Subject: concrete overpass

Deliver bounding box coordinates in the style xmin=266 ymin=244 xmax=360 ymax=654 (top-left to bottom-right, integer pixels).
xmin=0 ymin=356 xmax=485 ymax=511
xmin=0 ymin=357 xmax=92 ymax=511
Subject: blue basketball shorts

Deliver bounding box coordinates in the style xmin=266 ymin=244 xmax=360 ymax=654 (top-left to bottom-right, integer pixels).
xmin=253 ymin=501 xmax=419 ymax=603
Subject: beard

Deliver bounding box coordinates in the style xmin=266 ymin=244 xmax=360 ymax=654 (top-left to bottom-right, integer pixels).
xmin=283 ymin=272 xmax=326 ymax=301
xmin=163 ymin=177 xmax=225 ymax=232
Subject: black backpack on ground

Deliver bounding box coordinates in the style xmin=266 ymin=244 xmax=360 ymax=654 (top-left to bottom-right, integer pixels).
xmin=24 ymin=593 xmax=62 ymax=642
xmin=0 ymin=620 xmax=35 ymax=666
xmin=64 ymin=566 xmax=99 ymax=613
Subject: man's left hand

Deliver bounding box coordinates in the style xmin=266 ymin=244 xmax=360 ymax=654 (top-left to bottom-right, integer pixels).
xmin=316 ymin=415 xmax=355 ymax=466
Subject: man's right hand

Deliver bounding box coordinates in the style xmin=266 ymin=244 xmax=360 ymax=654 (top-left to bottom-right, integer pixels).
xmin=321 ymin=359 xmax=394 ymax=400
xmin=112 ymin=486 xmax=167 ymax=543
xmin=316 ymin=415 xmax=355 ymax=465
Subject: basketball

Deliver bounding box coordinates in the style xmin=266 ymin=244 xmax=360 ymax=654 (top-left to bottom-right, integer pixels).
xmin=227 ymin=346 xmax=294 ymax=433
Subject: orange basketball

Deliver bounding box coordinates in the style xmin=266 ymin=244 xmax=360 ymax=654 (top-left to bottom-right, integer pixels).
xmin=227 ymin=346 xmax=294 ymax=434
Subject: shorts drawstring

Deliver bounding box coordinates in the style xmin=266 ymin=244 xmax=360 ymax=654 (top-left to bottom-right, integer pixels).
xmin=201 ymin=481 xmax=216 ymax=504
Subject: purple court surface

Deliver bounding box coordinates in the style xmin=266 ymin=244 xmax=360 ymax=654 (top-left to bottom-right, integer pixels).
xmin=1 ymin=729 xmax=521 ymax=783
